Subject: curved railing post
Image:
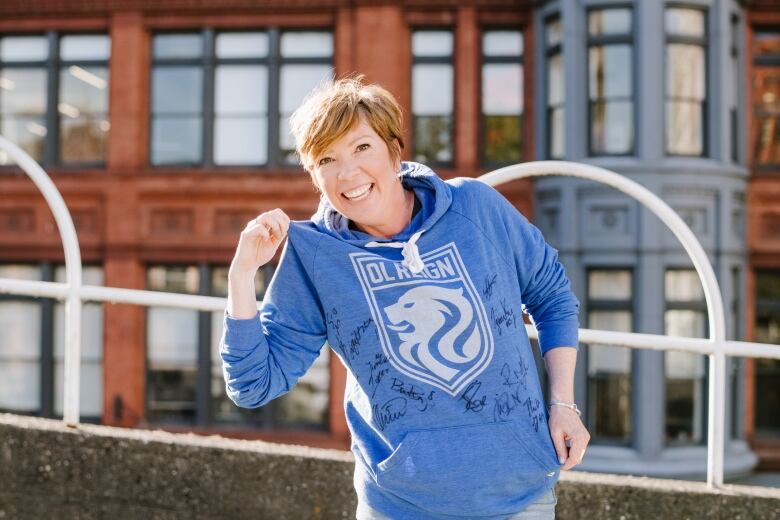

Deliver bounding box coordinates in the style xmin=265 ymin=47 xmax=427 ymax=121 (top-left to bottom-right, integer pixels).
xmin=0 ymin=136 xmax=83 ymax=426
xmin=479 ymin=161 xmax=728 ymax=487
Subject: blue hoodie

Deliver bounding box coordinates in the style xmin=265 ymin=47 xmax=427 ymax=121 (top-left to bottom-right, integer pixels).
xmin=221 ymin=162 xmax=580 ymax=519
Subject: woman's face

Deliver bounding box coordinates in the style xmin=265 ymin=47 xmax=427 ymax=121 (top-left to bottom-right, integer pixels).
xmin=311 ymin=113 xmax=405 ymax=237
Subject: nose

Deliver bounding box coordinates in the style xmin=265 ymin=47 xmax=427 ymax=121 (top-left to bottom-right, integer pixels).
xmin=337 ymin=155 xmax=360 ymax=181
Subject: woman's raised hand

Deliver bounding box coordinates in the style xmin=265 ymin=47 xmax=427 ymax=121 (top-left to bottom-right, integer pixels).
xmin=230 ymin=209 xmax=290 ymax=277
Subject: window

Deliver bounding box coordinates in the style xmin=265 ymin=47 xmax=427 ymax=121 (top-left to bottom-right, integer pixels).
xmin=146 ymin=264 xmax=330 ymax=429
xmin=586 ymin=269 xmax=633 ymax=444
xmin=752 ymin=29 xmax=780 ymax=168
xmin=754 ymin=270 xmax=780 ymax=438
xmin=481 ymin=29 xmax=523 ymax=164
xmin=546 ymin=17 xmax=564 ymax=159
xmin=0 ymin=263 xmax=103 ymax=419
xmin=730 ymin=14 xmax=740 ymax=164
xmin=412 ymin=30 xmax=453 ymax=164
xmin=588 ymin=8 xmax=634 ymax=156
xmin=664 ymin=269 xmax=707 ymax=445
xmin=665 ymin=7 xmax=707 ymax=156
xmin=0 ymin=33 xmax=110 ymax=166
xmin=150 ymin=30 xmax=333 ymax=167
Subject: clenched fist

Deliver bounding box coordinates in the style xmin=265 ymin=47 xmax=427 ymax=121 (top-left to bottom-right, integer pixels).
xmin=229 ymin=208 xmax=290 ymax=277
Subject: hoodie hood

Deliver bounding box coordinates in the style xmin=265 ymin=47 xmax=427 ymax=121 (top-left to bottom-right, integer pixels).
xmin=310 ymin=160 xmax=452 ymax=250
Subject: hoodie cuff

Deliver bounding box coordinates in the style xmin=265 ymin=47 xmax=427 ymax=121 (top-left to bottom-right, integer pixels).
xmin=537 ymin=318 xmax=580 ymax=355
xmin=223 ymin=311 xmax=263 ymax=352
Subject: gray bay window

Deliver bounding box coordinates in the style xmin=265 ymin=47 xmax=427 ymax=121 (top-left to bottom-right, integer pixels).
xmin=588 ymin=7 xmax=634 ymax=156
xmin=665 ymin=7 xmax=707 ymax=156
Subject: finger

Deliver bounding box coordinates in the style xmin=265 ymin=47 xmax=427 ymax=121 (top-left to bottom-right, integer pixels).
xmin=265 ymin=213 xmax=286 ymax=240
xmin=550 ymin=428 xmax=568 ymax=468
xmin=563 ymin=433 xmax=587 ymax=470
xmin=271 ymin=208 xmax=290 ymax=231
xmin=244 ymin=219 xmax=271 ymax=241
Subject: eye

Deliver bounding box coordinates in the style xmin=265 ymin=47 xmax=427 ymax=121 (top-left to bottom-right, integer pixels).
xmin=317 ymin=156 xmax=333 ymax=167
xmin=356 ymin=143 xmax=370 ymax=152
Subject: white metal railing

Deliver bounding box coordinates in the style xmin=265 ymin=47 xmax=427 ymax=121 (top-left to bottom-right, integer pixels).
xmin=1 ymin=135 xmax=779 ymax=489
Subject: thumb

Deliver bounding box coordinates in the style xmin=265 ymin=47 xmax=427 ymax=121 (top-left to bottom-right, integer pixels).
xmin=551 ymin=430 xmax=568 ymax=466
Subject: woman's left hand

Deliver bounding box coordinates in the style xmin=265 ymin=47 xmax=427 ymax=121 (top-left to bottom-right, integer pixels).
xmin=548 ymin=405 xmax=590 ymax=470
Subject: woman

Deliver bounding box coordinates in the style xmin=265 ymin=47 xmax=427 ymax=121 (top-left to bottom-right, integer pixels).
xmin=221 ymin=76 xmax=590 ymax=520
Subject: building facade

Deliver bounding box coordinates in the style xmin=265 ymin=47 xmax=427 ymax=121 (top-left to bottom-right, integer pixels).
xmin=0 ymin=0 xmax=778 ymax=475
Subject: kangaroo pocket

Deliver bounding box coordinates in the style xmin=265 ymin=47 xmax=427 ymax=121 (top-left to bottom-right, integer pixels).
xmin=375 ymin=421 xmax=557 ymax=517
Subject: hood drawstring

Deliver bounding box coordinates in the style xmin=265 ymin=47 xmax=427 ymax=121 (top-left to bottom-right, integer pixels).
xmin=366 ymin=230 xmax=425 ymax=274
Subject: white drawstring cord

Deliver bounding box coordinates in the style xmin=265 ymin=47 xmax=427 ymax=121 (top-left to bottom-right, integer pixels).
xmin=366 ymin=230 xmax=425 ymax=274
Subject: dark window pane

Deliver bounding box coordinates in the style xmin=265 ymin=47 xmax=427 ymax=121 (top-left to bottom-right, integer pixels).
xmin=280 ymin=32 xmax=333 ymax=58
xmin=153 ymin=34 xmax=203 ymax=59
xmin=589 ymin=45 xmax=632 ymax=99
xmin=666 ymin=101 xmax=703 ymax=155
xmin=756 ymin=30 xmax=780 ymax=59
xmin=756 ymin=271 xmax=780 ymax=301
xmin=755 ymin=358 xmax=780 ymax=437
xmin=666 ymin=8 xmax=705 ymax=38
xmin=216 ymin=32 xmax=268 ymax=58
xmin=152 ymin=67 xmax=203 ymax=114
xmin=588 ymin=8 xmax=632 ymax=36
xmin=752 ymin=69 xmax=780 ymax=166
xmin=483 ymin=30 xmax=522 ymax=57
xmin=60 ymin=35 xmax=110 ymax=61
xmin=483 ymin=115 xmax=521 ymax=163
xmin=147 ymin=368 xmax=197 ymax=423
xmin=587 ymin=310 xmax=632 ymax=443
xmin=591 ymin=101 xmax=633 ymax=155
xmin=412 ymin=31 xmax=453 ymax=57
xmin=151 ymin=117 xmax=203 ymax=165
xmin=414 ymin=116 xmax=452 ymax=163
xmin=0 ymin=36 xmax=48 ymax=62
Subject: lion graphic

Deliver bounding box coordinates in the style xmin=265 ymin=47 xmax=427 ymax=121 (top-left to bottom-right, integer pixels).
xmin=383 ymin=285 xmax=482 ymax=382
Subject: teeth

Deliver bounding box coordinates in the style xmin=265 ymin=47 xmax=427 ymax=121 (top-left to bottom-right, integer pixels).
xmin=344 ymin=184 xmax=371 ymax=200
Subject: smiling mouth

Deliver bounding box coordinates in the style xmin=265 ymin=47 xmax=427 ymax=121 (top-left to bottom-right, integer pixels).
xmin=342 ymin=183 xmax=373 ymax=201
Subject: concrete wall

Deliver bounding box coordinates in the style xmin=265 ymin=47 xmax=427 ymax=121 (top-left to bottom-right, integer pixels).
xmin=1 ymin=413 xmax=778 ymax=519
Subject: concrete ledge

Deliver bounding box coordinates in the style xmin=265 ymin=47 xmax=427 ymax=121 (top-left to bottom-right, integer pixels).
xmin=1 ymin=413 xmax=779 ymax=519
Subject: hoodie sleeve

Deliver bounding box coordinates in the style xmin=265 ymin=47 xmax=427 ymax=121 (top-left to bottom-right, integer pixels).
xmin=457 ymin=179 xmax=580 ymax=355
xmin=219 ymin=237 xmax=326 ymax=409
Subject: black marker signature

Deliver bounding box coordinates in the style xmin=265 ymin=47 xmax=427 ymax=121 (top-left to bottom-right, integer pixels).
xmin=390 ymin=378 xmax=435 ymax=412
xmin=460 ymin=380 xmax=487 ymax=413
xmin=348 ymin=318 xmax=374 ymax=360
xmin=490 ymin=298 xmax=518 ymax=336
xmin=482 ymin=274 xmax=498 ymax=300
xmin=374 ymin=397 xmax=408 ymax=431
xmin=367 ymin=352 xmax=390 ymax=398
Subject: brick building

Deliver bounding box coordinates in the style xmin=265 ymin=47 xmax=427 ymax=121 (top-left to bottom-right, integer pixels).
xmin=0 ymin=0 xmax=778 ymax=476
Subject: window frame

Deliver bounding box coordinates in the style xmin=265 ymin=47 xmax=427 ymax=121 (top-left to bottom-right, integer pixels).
xmin=664 ymin=5 xmax=709 ymax=158
xmin=410 ymin=27 xmax=455 ymax=168
xmin=544 ymin=15 xmax=564 ymax=160
xmin=662 ymin=267 xmax=709 ymax=447
xmin=585 ymin=5 xmax=636 ymax=157
xmin=584 ymin=266 xmax=636 ymax=447
xmin=0 ymin=261 xmax=102 ymax=422
xmin=148 ymin=28 xmax=333 ymax=169
xmin=479 ymin=25 xmax=525 ymax=168
xmin=0 ymin=31 xmax=110 ymax=170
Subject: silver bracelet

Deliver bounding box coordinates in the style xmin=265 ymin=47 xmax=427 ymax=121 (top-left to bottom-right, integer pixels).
xmin=548 ymin=400 xmax=582 ymax=417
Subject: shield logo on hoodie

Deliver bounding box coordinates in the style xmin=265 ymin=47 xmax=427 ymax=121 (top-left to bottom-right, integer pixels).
xmin=350 ymin=242 xmax=494 ymax=396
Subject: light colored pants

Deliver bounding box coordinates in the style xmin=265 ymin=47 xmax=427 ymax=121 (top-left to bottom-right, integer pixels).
xmin=356 ymin=488 xmax=557 ymax=520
